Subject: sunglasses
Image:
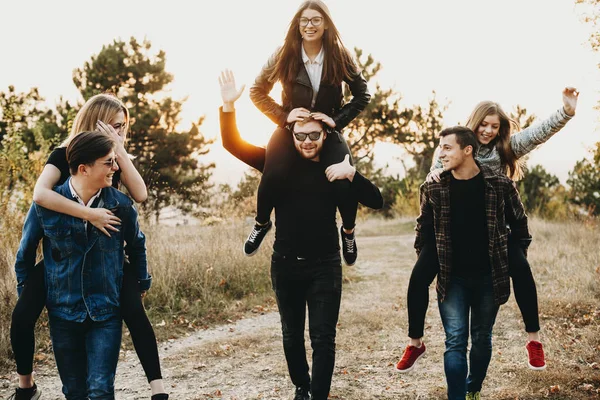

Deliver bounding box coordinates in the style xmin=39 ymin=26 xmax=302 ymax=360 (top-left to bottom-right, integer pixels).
xmin=293 ymin=131 xmax=323 ymax=142
xmin=100 ymin=158 xmax=118 ymax=168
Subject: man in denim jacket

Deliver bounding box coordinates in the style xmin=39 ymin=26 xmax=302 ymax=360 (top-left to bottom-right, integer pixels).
xmin=14 ymin=130 xmax=150 ymax=399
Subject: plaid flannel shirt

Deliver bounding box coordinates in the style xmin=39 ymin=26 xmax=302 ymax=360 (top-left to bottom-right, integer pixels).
xmin=414 ymin=163 xmax=531 ymax=305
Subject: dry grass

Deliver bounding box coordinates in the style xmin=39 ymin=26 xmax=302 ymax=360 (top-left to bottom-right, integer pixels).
xmin=0 ymin=217 xmax=276 ymax=373
xmin=1 ymin=215 xmax=599 ymax=399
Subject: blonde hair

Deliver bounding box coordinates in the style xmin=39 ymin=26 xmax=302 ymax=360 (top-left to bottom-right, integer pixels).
xmin=61 ymin=93 xmax=129 ymax=146
xmin=465 ymin=101 xmax=524 ymax=180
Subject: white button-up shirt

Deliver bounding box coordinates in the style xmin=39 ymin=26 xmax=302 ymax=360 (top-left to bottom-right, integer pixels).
xmin=69 ymin=177 xmax=102 ymax=230
xmin=301 ymin=45 xmax=325 ymax=108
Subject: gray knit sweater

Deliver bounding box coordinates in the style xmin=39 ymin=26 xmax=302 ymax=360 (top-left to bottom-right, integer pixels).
xmin=432 ymin=107 xmax=573 ymax=175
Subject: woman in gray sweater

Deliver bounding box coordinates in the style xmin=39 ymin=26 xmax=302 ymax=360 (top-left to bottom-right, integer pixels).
xmin=396 ymin=87 xmax=579 ymax=375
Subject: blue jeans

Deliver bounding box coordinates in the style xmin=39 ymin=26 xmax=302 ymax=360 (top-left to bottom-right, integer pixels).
xmin=49 ymin=316 xmax=122 ymax=399
xmin=438 ymin=276 xmax=499 ymax=400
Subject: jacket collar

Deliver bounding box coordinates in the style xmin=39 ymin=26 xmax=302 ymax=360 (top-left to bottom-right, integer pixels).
xmin=439 ymin=160 xmax=497 ymax=183
xmin=56 ymin=179 xmax=120 ymax=210
xmin=68 ymin=177 xmax=102 ymax=207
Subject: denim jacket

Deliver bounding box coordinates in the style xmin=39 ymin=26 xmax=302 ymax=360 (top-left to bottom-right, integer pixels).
xmin=14 ymin=179 xmax=150 ymax=322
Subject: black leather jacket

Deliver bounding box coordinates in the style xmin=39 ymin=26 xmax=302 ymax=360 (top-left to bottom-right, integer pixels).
xmin=249 ymin=50 xmax=371 ymax=131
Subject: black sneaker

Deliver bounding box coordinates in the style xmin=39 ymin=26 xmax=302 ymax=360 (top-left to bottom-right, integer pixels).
xmin=340 ymin=226 xmax=357 ymax=266
xmin=8 ymin=384 xmax=41 ymax=400
xmin=151 ymin=394 xmax=169 ymax=400
xmin=244 ymin=220 xmax=272 ymax=256
xmin=294 ymin=385 xmax=311 ymax=400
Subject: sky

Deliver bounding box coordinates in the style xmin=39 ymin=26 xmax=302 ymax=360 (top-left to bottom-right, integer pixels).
xmin=1 ymin=0 xmax=599 ymax=186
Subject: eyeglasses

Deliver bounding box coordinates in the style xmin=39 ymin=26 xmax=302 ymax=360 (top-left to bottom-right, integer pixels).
xmin=294 ymin=131 xmax=323 ymax=141
xmin=100 ymin=158 xmax=118 ymax=168
xmin=299 ymin=16 xmax=323 ymax=27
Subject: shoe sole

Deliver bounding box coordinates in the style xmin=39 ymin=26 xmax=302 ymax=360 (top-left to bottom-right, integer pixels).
xmin=394 ymin=351 xmax=425 ymax=373
xmin=343 ymin=258 xmax=356 ymax=267
xmin=526 ymin=348 xmax=547 ymax=370
xmin=528 ymin=362 xmax=547 ymax=370
xmin=243 ymin=243 xmax=258 ymax=257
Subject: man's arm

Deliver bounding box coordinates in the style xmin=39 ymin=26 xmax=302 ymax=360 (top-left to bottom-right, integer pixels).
xmin=323 ymin=155 xmax=383 ymax=209
xmin=220 ymin=108 xmax=266 ymax=172
xmin=504 ymin=179 xmax=532 ymax=250
xmin=350 ymin=171 xmax=383 ymax=209
xmin=14 ymin=204 xmax=44 ymax=296
xmin=121 ymin=204 xmax=151 ymax=291
xmin=415 ymin=183 xmax=435 ymax=256
xmin=219 ymin=69 xmax=267 ymax=172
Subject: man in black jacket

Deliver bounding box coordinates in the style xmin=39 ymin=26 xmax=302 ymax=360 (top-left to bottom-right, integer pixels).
xmin=218 ymin=70 xmax=383 ymax=400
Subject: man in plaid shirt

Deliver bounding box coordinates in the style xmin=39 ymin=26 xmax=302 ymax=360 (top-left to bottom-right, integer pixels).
xmin=414 ymin=126 xmax=531 ymax=400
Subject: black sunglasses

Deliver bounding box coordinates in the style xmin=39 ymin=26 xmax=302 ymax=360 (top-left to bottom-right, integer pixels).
xmin=293 ymin=131 xmax=323 ymax=142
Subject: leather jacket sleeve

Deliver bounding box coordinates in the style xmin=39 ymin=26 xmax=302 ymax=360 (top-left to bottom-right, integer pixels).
xmin=332 ymin=64 xmax=371 ymax=131
xmin=249 ymin=49 xmax=289 ymax=127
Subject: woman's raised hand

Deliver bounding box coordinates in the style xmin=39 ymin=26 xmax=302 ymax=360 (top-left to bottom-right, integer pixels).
xmin=310 ymin=112 xmax=336 ymax=128
xmin=97 ymin=120 xmax=125 ymax=147
xmin=562 ymin=87 xmax=579 ymax=117
xmin=286 ymin=107 xmax=312 ymax=124
xmin=219 ymin=69 xmax=246 ymax=107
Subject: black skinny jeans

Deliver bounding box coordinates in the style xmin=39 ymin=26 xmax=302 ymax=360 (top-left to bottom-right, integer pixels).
xmin=270 ymin=252 xmax=343 ymax=400
xmin=407 ymin=239 xmax=540 ymax=339
xmin=10 ymin=259 xmax=162 ymax=382
xmin=257 ymin=127 xmax=358 ymax=230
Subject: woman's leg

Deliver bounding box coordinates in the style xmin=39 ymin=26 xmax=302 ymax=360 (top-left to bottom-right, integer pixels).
xmin=256 ymin=127 xmax=297 ymax=224
xmin=245 ymin=127 xmax=297 ymax=255
xmin=396 ymin=243 xmax=439 ymax=372
xmin=508 ymin=239 xmax=540 ymax=334
xmin=10 ymin=260 xmax=46 ymax=391
xmin=120 ymin=261 xmax=166 ymax=394
xmin=407 ymin=243 xmax=440 ymax=340
xmin=320 ymin=131 xmax=356 ymax=231
xmin=320 ymin=131 xmax=359 ymax=265
xmin=508 ymin=239 xmax=546 ymax=369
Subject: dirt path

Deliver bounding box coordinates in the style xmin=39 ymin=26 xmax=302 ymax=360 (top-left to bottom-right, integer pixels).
xmin=0 ymin=233 xmax=564 ymax=399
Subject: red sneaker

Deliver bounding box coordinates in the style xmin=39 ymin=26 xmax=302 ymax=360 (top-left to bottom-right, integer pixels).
xmin=526 ymin=340 xmax=547 ymax=370
xmin=395 ymin=342 xmax=426 ymax=373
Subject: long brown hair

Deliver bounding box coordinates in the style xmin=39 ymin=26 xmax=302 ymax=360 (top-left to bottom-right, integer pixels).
xmin=465 ymin=101 xmax=524 ymax=180
xmin=61 ymin=93 xmax=129 ymax=147
xmin=268 ymin=0 xmax=356 ymax=86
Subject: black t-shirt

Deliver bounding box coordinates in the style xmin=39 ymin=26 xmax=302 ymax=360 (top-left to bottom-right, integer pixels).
xmin=273 ymin=157 xmax=339 ymax=258
xmin=449 ymin=172 xmax=490 ymax=278
xmin=46 ymin=147 xmax=121 ymax=188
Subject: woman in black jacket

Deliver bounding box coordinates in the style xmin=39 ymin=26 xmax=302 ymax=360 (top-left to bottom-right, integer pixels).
xmin=242 ymin=0 xmax=371 ymax=265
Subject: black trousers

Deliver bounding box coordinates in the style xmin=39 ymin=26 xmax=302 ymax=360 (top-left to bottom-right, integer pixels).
xmin=257 ymin=127 xmax=357 ymax=230
xmin=10 ymin=259 xmax=163 ymax=382
xmin=407 ymin=239 xmax=540 ymax=339
xmin=270 ymin=252 xmax=342 ymax=400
